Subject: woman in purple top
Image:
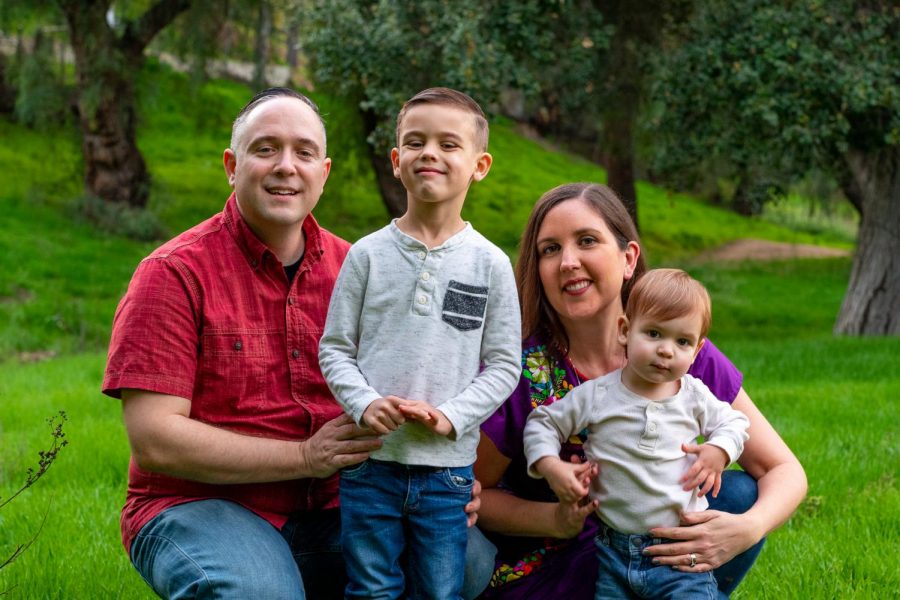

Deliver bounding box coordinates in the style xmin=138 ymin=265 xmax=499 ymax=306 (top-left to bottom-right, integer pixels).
xmin=472 ymin=183 xmax=806 ymax=598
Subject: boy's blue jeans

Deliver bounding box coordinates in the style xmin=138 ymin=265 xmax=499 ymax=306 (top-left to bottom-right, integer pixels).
xmin=594 ymin=521 xmax=719 ymax=599
xmin=340 ymin=458 xmax=475 ymax=600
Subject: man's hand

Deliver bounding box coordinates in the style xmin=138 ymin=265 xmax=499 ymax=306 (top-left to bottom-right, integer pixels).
xmin=298 ymin=414 xmax=382 ymax=479
xmin=465 ymin=479 xmax=482 ymax=527
xmin=680 ymin=442 xmax=728 ymax=497
xmin=362 ymin=395 xmax=410 ymax=434
xmin=535 ymin=456 xmax=596 ymax=503
xmin=397 ymin=401 xmax=453 ymax=437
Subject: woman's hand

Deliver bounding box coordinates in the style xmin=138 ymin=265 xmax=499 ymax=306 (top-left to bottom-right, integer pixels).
xmin=552 ymin=493 xmax=598 ymax=539
xmin=644 ymin=510 xmax=762 ymax=572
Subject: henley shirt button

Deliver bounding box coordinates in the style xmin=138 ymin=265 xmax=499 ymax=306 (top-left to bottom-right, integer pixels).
xmin=648 ymin=423 xmax=657 ymax=432
xmin=233 ymin=341 xmax=242 ymax=351
xmin=421 ymin=272 xmax=431 ymax=281
xmin=292 ymin=349 xmax=300 ymax=358
xmin=417 ymin=251 xmax=426 ymax=260
xmin=418 ymin=295 xmax=428 ymax=305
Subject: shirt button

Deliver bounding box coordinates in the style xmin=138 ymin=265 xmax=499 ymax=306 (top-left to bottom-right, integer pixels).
xmin=648 ymin=423 xmax=657 ymax=432
xmin=417 ymin=251 xmax=426 ymax=260
xmin=292 ymin=349 xmax=300 ymax=358
xmin=421 ymin=272 xmax=431 ymax=281
xmin=418 ymin=295 xmax=428 ymax=305
xmin=288 ymin=298 xmax=295 ymax=306
xmin=233 ymin=341 xmax=242 ymax=351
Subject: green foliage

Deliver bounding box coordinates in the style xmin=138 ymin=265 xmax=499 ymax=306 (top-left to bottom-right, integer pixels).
xmin=303 ymin=0 xmax=560 ymax=150
xmin=13 ymin=31 xmax=69 ymax=129
xmin=650 ymin=0 xmax=899 ymax=184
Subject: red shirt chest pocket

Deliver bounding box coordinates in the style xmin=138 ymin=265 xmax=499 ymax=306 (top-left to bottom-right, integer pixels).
xmin=196 ymin=330 xmax=284 ymax=418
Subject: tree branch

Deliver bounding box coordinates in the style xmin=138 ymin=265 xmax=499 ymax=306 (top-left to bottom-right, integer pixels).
xmin=123 ymin=0 xmax=191 ymax=53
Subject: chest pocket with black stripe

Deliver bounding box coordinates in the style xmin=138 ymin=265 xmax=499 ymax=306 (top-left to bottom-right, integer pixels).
xmin=442 ymin=280 xmax=488 ymax=331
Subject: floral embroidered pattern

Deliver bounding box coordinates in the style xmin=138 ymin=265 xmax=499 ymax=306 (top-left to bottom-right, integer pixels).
xmin=522 ymin=344 xmax=574 ymax=410
xmin=489 ymin=539 xmax=568 ymax=587
xmin=490 ymin=344 xmax=584 ymax=589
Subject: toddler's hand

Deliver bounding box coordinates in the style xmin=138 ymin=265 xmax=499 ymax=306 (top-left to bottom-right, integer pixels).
xmin=362 ymin=396 xmax=408 ymax=435
xmin=680 ymin=442 xmax=728 ymax=497
xmin=397 ymin=400 xmax=453 ymax=436
xmin=536 ymin=456 xmax=595 ymax=504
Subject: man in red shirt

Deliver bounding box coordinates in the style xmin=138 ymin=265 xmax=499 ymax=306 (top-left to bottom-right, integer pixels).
xmin=103 ymin=88 xmax=387 ymax=598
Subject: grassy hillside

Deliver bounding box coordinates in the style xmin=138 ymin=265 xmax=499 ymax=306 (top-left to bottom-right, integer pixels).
xmin=2 ymin=63 xmax=895 ymax=598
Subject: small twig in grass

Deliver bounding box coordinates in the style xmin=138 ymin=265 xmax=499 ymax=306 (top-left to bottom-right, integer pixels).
xmin=0 ymin=410 xmax=68 ymax=589
xmin=0 ymin=411 xmax=68 ymax=512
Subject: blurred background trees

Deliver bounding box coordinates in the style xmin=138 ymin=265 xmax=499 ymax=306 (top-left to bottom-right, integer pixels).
xmin=0 ymin=0 xmax=896 ymax=334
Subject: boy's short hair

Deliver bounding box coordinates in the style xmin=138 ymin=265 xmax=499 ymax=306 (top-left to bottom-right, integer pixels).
xmin=395 ymin=87 xmax=489 ymax=151
xmin=625 ymin=269 xmax=712 ymax=339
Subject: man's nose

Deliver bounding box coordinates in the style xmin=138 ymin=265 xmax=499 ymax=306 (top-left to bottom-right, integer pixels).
xmin=273 ymin=151 xmax=297 ymax=174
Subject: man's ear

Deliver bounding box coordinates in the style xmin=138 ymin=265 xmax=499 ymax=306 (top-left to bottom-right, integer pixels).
xmin=471 ymin=152 xmax=493 ymax=182
xmin=223 ymin=149 xmax=237 ymax=188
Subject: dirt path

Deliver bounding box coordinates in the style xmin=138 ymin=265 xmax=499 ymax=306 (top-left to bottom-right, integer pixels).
xmin=693 ymin=239 xmax=850 ymax=263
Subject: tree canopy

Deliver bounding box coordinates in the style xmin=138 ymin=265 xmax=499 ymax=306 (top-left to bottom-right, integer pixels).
xmin=651 ymin=0 xmax=899 ymax=334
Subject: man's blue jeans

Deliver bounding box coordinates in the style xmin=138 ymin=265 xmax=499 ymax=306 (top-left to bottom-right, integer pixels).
xmin=129 ymin=497 xmax=496 ymax=599
xmin=340 ymin=459 xmax=475 ymax=600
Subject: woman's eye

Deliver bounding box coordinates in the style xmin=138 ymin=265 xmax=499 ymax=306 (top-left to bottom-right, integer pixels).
xmin=579 ymin=236 xmax=597 ymax=246
xmin=539 ymin=244 xmax=559 ymax=256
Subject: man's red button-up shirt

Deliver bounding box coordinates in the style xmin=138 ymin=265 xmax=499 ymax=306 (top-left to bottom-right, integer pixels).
xmin=103 ymin=195 xmax=349 ymax=552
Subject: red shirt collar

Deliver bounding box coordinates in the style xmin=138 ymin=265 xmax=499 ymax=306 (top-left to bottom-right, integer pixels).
xmin=222 ymin=193 xmax=325 ymax=270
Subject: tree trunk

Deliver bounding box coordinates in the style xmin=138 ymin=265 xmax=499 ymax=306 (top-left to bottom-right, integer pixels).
xmin=286 ymin=18 xmax=300 ymax=80
xmin=594 ymin=0 xmax=665 ymax=230
xmin=253 ymin=1 xmax=272 ymax=90
xmin=0 ymin=52 xmax=15 ymax=114
xmin=360 ymin=107 xmax=407 ymax=218
xmin=59 ymin=0 xmax=190 ymax=208
xmin=834 ymin=147 xmax=900 ymax=336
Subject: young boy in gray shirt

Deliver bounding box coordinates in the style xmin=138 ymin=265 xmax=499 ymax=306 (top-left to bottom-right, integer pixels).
xmin=319 ymin=87 xmax=520 ymax=600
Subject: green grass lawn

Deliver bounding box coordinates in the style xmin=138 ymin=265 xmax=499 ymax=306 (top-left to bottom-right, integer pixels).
xmin=1 ymin=63 xmax=895 ymax=597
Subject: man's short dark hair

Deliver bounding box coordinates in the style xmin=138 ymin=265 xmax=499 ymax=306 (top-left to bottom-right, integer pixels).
xmin=230 ymin=87 xmax=326 ymax=152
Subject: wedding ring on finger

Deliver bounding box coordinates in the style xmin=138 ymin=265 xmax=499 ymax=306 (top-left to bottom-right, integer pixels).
xmin=689 ymin=553 xmax=697 ymax=568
